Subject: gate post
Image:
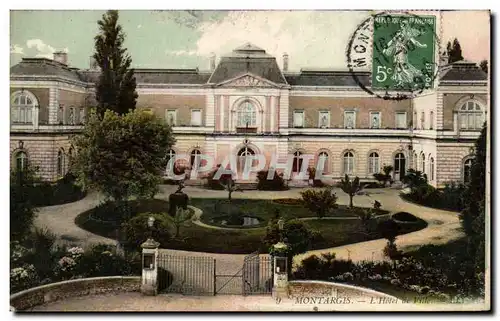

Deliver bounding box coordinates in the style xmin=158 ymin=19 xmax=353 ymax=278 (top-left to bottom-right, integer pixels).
xmin=140 ymin=238 xmax=160 ymax=296
xmin=271 ymin=242 xmax=289 ymax=300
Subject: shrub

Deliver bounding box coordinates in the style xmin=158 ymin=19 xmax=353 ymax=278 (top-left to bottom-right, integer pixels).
xmin=257 ymin=169 xmax=287 ymax=191
xmin=373 ymin=200 xmax=382 ymax=210
xmin=300 ymin=188 xmax=338 ymax=218
xmin=122 ymin=212 xmax=172 ymax=250
xmin=402 ymin=169 xmax=428 ymax=189
xmin=373 ymin=165 xmax=393 ymax=187
xmin=10 ymin=164 xmax=39 ymax=241
xmin=392 ymin=212 xmax=419 ymax=222
xmin=307 ymin=167 xmax=325 ymax=187
xmin=10 ymin=264 xmax=39 ymax=294
xmin=205 ymin=165 xmax=232 ymax=190
xmin=30 ymin=172 xmax=86 ymax=207
xmin=77 ymin=243 xmax=140 ymax=277
xmin=339 ymin=175 xmax=362 ymax=208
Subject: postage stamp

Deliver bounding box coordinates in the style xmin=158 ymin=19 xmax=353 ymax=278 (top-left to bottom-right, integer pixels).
xmin=347 ymin=11 xmax=440 ymax=100
xmin=9 ymin=9 xmax=490 ymax=313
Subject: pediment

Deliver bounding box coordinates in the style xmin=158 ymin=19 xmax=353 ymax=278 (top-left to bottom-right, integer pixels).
xmin=215 ymin=73 xmax=280 ymax=88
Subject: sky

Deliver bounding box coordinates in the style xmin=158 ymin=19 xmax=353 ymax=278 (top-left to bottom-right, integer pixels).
xmin=9 ymin=10 xmax=490 ymax=71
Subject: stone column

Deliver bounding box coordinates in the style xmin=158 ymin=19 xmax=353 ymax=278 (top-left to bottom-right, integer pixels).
xmin=271 ymin=242 xmax=289 ymax=300
xmin=140 ymin=238 xmax=160 ymax=296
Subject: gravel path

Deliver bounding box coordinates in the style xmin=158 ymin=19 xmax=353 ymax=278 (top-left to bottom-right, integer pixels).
xmin=34 ymin=185 xmax=463 ymax=263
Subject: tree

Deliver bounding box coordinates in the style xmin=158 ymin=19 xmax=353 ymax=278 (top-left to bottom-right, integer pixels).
xmin=479 ymin=60 xmax=488 ymax=74
xmin=300 ymin=188 xmax=338 ymax=218
xmin=220 ymin=176 xmax=243 ymax=220
xmin=447 ymin=38 xmax=464 ymax=64
xmin=377 ymin=219 xmax=403 ymax=262
xmin=72 ymin=110 xmax=175 ymax=216
xmin=170 ymin=208 xmax=193 ymax=239
xmin=10 ymin=164 xmax=39 ymax=241
xmin=339 ymin=175 xmax=362 ymax=208
xmin=460 ymin=124 xmax=487 ymax=272
xmin=94 ymin=10 xmax=138 ymax=118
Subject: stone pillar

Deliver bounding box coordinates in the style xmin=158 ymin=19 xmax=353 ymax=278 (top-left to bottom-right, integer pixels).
xmin=271 ymin=242 xmax=289 ymax=300
xmin=140 ymin=238 xmax=160 ymax=296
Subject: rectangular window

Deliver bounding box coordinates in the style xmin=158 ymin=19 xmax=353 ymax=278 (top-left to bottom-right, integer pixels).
xmin=421 ymin=112 xmax=425 ymax=130
xmin=344 ymin=111 xmax=356 ymax=129
xmin=429 ymin=111 xmax=434 ymax=130
xmin=318 ymin=111 xmax=330 ymax=128
xmin=413 ymin=111 xmax=417 ymax=129
xmin=396 ymin=112 xmax=407 ymax=129
xmin=191 ymin=109 xmax=202 ymax=126
xmin=370 ymin=111 xmax=381 ymax=129
xmin=166 ymin=109 xmax=177 ymax=126
xmin=293 ymin=110 xmax=304 ymax=128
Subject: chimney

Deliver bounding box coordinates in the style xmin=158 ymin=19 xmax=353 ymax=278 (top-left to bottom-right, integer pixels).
xmin=283 ymin=53 xmax=289 ymax=72
xmin=209 ymin=53 xmax=216 ymax=71
xmin=53 ymin=51 xmax=68 ymax=65
xmin=89 ymin=55 xmax=99 ymax=70
xmin=439 ymin=50 xmax=449 ymax=67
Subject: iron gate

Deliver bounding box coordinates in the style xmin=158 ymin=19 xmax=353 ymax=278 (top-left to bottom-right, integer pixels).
xmin=157 ymin=254 xmax=215 ymax=296
xmin=157 ymin=252 xmax=272 ymax=296
xmin=243 ymin=252 xmax=272 ymax=295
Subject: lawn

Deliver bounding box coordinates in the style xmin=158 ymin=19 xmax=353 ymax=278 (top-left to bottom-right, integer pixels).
xmin=75 ymin=198 xmax=425 ymax=254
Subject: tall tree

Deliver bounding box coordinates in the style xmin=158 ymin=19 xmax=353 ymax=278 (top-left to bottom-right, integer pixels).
xmin=479 ymin=60 xmax=488 ymax=74
xmin=460 ymin=124 xmax=487 ymax=272
xmin=93 ymin=10 xmax=138 ymax=118
xmin=447 ymin=38 xmax=464 ymax=63
xmin=72 ymin=110 xmax=175 ymax=212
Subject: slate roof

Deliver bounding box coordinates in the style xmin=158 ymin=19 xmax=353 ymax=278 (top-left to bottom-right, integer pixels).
xmin=10 ymin=49 xmax=487 ymax=87
xmin=439 ymin=60 xmax=488 ymax=82
xmin=10 ymin=58 xmax=84 ymax=82
xmin=78 ymin=69 xmax=211 ymax=84
xmin=285 ymin=69 xmax=371 ymax=86
xmin=207 ymin=43 xmax=287 ymax=84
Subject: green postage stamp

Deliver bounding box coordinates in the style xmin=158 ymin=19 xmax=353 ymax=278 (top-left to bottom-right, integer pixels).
xmin=372 ymin=14 xmax=436 ymax=91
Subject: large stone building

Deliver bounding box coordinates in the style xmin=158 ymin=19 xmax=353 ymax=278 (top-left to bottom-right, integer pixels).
xmin=10 ymin=43 xmax=488 ymax=187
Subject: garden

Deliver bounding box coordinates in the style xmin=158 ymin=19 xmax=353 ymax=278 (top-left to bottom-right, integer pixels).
xmin=74 ymin=183 xmax=427 ymax=254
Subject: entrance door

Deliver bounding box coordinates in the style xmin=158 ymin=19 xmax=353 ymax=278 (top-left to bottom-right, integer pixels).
xmin=394 ymin=153 xmax=406 ymax=181
xmin=237 ymin=146 xmax=255 ymax=180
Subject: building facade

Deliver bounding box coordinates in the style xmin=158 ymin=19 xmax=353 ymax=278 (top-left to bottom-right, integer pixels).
xmin=10 ymin=43 xmax=488 ymax=187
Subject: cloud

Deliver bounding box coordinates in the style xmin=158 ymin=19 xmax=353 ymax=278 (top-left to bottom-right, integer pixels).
xmin=137 ymin=24 xmax=142 ymax=29
xmin=166 ymin=49 xmax=198 ymax=56
xmin=26 ymin=39 xmax=56 ymax=59
xmin=10 ymin=44 xmax=24 ymax=55
xmin=192 ymin=11 xmax=368 ymax=70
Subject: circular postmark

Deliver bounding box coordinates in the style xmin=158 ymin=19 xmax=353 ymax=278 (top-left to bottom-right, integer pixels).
xmin=346 ymin=11 xmax=441 ymax=100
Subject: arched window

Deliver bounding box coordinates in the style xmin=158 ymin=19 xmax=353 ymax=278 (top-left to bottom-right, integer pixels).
xmin=190 ymin=149 xmax=202 ymax=169
xmin=318 ymin=151 xmax=329 ymax=173
xmin=429 ymin=157 xmax=435 ymax=181
xmin=237 ymin=146 xmax=255 ymax=174
xmin=459 ymin=100 xmax=485 ymax=130
xmin=15 ymin=151 xmax=28 ymax=172
xmin=343 ymin=151 xmax=354 ymax=174
xmin=237 ymin=101 xmax=257 ymax=127
xmin=463 ymin=158 xmax=474 ymax=184
xmin=292 ymin=151 xmax=303 ymax=173
xmin=368 ymin=152 xmax=380 ymax=174
xmin=166 ymin=149 xmax=176 ymax=174
xmin=421 ymin=154 xmax=426 ymax=175
xmin=413 ymin=152 xmax=418 ymax=170
xmin=11 ymin=91 xmax=36 ymax=124
xmin=57 ymin=149 xmax=65 ymax=176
